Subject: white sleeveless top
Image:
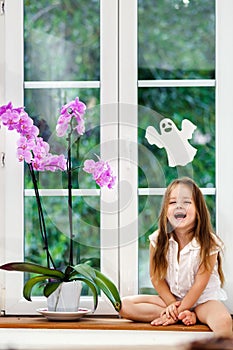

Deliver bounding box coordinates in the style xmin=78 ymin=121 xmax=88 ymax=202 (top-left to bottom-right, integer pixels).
xmin=149 ymin=230 xmax=227 ymax=306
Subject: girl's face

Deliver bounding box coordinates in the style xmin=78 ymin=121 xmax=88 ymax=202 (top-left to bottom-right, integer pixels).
xmin=167 ymin=183 xmax=196 ymax=232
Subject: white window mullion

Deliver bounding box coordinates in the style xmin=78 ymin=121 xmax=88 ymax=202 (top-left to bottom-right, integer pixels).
xmin=119 ymin=0 xmax=138 ymax=296
xmin=99 ymin=0 xmax=119 ymax=313
xmin=138 ymin=79 xmax=215 ymax=88
xmin=24 ymin=189 xmax=101 ymax=197
xmin=3 ymin=0 xmax=26 ymax=314
xmin=24 ymin=81 xmax=100 ymax=89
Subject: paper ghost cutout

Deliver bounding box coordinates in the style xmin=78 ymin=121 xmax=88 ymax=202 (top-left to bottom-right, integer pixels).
xmin=145 ymin=118 xmax=197 ymax=167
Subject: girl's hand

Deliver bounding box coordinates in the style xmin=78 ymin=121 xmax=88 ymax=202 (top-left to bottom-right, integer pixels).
xmin=160 ymin=301 xmax=181 ymax=321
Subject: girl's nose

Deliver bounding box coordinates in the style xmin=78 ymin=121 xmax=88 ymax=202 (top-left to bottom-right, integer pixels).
xmin=176 ymin=202 xmax=183 ymax=209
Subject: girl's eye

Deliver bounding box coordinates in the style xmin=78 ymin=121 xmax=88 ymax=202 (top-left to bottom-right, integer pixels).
xmin=184 ymin=201 xmax=191 ymax=204
xmin=169 ymin=201 xmax=176 ymax=205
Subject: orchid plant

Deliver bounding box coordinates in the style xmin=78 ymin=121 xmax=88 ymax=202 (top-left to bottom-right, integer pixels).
xmin=0 ymin=98 xmax=121 ymax=313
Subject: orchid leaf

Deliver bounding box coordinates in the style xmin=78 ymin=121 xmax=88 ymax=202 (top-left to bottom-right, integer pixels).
xmin=93 ymin=269 xmax=121 ymax=301
xmin=44 ymin=281 xmax=61 ymax=298
xmin=80 ymin=257 xmax=100 ymax=268
xmin=93 ymin=275 xmax=119 ymax=311
xmin=71 ymin=263 xmax=96 ymax=280
xmin=0 ymin=262 xmax=64 ymax=279
xmin=93 ymin=269 xmax=121 ymax=312
xmin=23 ymin=275 xmax=52 ymax=301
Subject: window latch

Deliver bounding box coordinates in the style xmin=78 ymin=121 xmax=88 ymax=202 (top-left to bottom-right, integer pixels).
xmin=1 ymin=152 xmax=5 ymax=167
xmin=0 ymin=0 xmax=4 ymax=15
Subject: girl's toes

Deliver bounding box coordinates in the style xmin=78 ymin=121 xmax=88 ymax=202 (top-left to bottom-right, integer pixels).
xmin=178 ymin=311 xmax=186 ymax=321
xmin=178 ymin=310 xmax=196 ymax=325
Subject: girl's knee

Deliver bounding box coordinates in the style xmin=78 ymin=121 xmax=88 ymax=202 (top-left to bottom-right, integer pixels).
xmin=195 ymin=301 xmax=232 ymax=336
xmin=118 ymin=297 xmax=133 ymax=318
xmin=211 ymin=313 xmax=232 ymax=336
xmin=219 ymin=313 xmax=232 ymax=329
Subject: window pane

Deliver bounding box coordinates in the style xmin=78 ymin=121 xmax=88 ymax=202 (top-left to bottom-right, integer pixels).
xmin=23 ymin=0 xmax=102 ymax=301
xmin=138 ymin=0 xmax=216 ymax=294
xmin=23 ymin=89 xmax=101 ymax=295
xmin=24 ymin=88 xmax=100 ymax=189
xmin=138 ymin=0 xmax=215 ymax=80
xmin=138 ymin=87 xmax=215 ymax=188
xmin=24 ymin=195 xmax=100 ymax=296
xmin=24 ymin=0 xmax=100 ymax=81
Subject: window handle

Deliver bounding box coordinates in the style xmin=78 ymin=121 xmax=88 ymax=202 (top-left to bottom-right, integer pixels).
xmin=0 ymin=0 xmax=4 ymax=15
xmin=1 ymin=152 xmax=5 ymax=167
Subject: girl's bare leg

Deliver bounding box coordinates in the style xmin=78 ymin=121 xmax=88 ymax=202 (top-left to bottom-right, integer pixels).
xmin=195 ymin=300 xmax=233 ymax=337
xmin=178 ymin=310 xmax=197 ymax=326
xmin=119 ymin=294 xmax=166 ymax=322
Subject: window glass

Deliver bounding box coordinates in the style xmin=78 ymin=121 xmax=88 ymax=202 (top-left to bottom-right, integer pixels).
xmin=24 ymin=0 xmax=100 ymax=81
xmin=24 ymin=88 xmax=100 ymax=189
xmin=23 ymin=90 xmax=101 ymax=295
xmin=23 ymin=1 xmax=101 ymax=297
xmin=138 ymin=0 xmax=215 ymax=80
xmin=25 ymin=195 xmax=100 ymax=296
xmin=138 ymin=87 xmax=215 ymax=188
xmin=138 ymin=0 xmax=215 ymax=294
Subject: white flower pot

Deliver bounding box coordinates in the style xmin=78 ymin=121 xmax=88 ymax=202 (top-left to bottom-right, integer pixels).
xmin=47 ymin=281 xmax=82 ymax=312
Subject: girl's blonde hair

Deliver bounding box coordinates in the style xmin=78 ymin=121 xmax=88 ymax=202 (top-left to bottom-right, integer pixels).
xmin=151 ymin=177 xmax=224 ymax=285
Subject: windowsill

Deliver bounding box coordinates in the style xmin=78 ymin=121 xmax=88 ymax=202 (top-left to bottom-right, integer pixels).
xmin=0 ymin=316 xmax=213 ymax=349
xmin=0 ymin=315 xmax=210 ymax=331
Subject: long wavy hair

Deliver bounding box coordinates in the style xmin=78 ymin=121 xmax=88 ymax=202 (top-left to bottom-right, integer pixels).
xmin=151 ymin=177 xmax=224 ymax=285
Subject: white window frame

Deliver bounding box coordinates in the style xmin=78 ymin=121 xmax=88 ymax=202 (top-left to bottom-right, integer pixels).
xmin=215 ymin=0 xmax=233 ymax=313
xmin=1 ymin=0 xmax=233 ymax=315
xmin=0 ymin=0 xmax=120 ymax=315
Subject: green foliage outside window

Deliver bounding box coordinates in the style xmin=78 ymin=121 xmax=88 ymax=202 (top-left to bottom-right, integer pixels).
xmin=23 ymin=0 xmax=216 ymax=294
xmin=138 ymin=0 xmax=215 ymax=292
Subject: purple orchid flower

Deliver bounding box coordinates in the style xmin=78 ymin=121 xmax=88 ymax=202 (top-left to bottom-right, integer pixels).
xmin=83 ymin=158 xmax=116 ymax=189
xmin=0 ymin=98 xmax=116 ymax=269
xmin=56 ymin=97 xmax=86 ymax=137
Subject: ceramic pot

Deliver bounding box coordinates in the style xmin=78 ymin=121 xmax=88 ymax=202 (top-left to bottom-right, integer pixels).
xmin=47 ymin=281 xmax=82 ymax=312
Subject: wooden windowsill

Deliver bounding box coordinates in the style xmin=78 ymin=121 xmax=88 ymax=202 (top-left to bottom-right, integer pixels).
xmin=0 ymin=315 xmax=211 ymax=332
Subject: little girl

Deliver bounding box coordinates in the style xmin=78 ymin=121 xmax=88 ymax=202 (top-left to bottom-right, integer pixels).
xmin=119 ymin=177 xmax=232 ymax=336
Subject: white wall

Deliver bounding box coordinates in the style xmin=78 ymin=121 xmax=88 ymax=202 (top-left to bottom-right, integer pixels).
xmin=216 ymin=0 xmax=233 ymax=313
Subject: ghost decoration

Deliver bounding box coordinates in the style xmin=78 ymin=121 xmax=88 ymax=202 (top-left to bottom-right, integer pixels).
xmin=145 ymin=118 xmax=197 ymax=167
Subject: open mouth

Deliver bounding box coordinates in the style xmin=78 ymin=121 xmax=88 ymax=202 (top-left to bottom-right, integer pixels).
xmin=174 ymin=213 xmax=186 ymax=219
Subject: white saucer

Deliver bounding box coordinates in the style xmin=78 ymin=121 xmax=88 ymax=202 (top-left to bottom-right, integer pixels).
xmin=37 ymin=308 xmax=91 ymax=321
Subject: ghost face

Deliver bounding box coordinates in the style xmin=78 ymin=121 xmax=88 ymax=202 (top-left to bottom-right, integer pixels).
xmin=160 ymin=118 xmax=175 ymax=134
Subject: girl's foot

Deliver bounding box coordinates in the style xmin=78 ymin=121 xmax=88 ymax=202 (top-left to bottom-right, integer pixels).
xmin=151 ymin=313 xmax=177 ymax=326
xmin=178 ymin=310 xmax=196 ymax=326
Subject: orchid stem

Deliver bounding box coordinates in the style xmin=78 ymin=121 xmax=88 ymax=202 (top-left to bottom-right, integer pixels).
xmin=28 ymin=164 xmax=56 ymax=269
xmin=67 ymin=136 xmax=74 ymax=267
xmin=67 ymin=117 xmax=81 ymax=266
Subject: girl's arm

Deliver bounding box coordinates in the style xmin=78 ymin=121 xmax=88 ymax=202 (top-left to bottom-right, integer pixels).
xmin=150 ymin=243 xmax=181 ymax=322
xmin=149 ymin=243 xmax=176 ymax=306
xmin=178 ymin=252 xmax=218 ymax=313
